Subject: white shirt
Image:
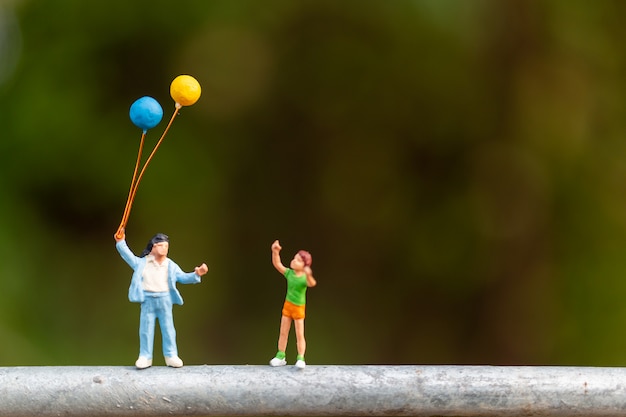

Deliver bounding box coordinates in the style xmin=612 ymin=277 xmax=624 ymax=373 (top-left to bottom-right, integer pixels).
xmin=142 ymin=255 xmax=169 ymax=293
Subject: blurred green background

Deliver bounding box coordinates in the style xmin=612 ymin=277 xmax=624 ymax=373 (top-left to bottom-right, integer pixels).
xmin=1 ymin=0 xmax=626 ymax=368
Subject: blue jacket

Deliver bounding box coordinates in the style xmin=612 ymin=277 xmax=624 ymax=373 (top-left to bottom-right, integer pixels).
xmin=116 ymin=240 xmax=201 ymax=305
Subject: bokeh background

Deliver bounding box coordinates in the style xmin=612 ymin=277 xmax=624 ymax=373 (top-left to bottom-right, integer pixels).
xmin=1 ymin=0 xmax=626 ymax=368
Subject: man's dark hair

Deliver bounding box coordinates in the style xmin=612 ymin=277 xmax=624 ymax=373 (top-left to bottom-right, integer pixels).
xmin=140 ymin=233 xmax=169 ymax=257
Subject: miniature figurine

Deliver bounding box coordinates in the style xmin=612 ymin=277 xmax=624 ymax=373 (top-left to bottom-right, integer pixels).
xmin=114 ymin=230 xmax=208 ymax=369
xmin=269 ymin=239 xmax=317 ymax=369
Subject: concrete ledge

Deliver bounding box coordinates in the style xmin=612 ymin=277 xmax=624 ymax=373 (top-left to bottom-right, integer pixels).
xmin=1 ymin=365 xmax=626 ymax=416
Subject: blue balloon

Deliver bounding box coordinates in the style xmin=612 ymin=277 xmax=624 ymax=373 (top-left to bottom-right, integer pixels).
xmin=129 ymin=96 xmax=163 ymax=132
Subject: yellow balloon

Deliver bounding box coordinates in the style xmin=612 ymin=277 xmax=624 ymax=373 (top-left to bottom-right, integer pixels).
xmin=170 ymin=75 xmax=201 ymax=107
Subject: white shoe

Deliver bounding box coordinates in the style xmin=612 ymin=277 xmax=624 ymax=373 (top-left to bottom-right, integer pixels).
xmin=269 ymin=357 xmax=287 ymax=367
xmin=165 ymin=356 xmax=184 ymax=368
xmin=135 ymin=357 xmax=152 ymax=369
xmin=295 ymin=359 xmax=306 ymax=369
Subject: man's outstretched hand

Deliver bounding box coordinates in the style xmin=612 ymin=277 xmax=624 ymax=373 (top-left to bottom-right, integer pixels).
xmin=195 ymin=263 xmax=209 ymax=276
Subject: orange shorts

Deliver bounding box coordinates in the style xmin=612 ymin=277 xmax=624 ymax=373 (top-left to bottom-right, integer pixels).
xmin=282 ymin=300 xmax=306 ymax=320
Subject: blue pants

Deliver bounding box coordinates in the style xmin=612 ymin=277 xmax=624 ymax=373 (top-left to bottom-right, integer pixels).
xmin=139 ymin=293 xmax=177 ymax=359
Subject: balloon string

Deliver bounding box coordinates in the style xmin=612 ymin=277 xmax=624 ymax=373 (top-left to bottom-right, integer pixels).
xmin=115 ymin=106 xmax=180 ymax=238
xmin=116 ymin=131 xmax=146 ymax=239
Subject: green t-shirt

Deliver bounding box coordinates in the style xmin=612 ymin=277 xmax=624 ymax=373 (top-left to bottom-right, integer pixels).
xmin=284 ymin=268 xmax=308 ymax=306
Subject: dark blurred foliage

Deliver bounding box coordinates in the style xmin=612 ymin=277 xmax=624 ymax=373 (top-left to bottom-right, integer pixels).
xmin=2 ymin=0 xmax=626 ymax=368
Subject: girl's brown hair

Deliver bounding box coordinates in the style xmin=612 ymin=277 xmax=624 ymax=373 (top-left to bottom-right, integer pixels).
xmin=297 ymin=250 xmax=312 ymax=267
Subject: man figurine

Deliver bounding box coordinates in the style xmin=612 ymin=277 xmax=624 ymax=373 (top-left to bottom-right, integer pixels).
xmin=115 ymin=230 xmax=208 ymax=369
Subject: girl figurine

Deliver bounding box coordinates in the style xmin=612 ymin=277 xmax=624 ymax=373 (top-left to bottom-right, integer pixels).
xmin=269 ymin=239 xmax=317 ymax=369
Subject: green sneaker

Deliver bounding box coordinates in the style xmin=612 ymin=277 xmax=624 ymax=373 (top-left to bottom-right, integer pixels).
xmin=270 ymin=351 xmax=286 ymax=367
